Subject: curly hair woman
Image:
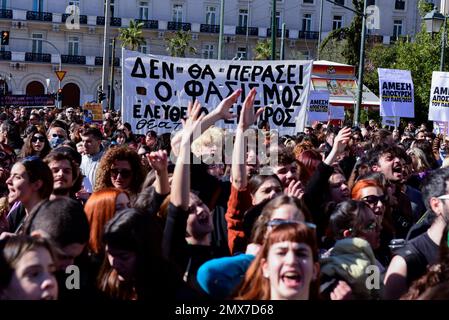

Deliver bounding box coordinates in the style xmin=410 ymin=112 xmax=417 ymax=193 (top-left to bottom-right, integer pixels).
xmin=94 ymin=146 xmax=146 ymax=204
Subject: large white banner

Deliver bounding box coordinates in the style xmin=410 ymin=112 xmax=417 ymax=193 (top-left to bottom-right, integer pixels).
xmin=307 ymin=91 xmax=329 ymax=122
xmin=121 ymin=49 xmax=312 ymax=135
xmin=429 ymin=71 xmax=449 ymax=122
xmin=378 ymin=68 xmax=414 ymax=118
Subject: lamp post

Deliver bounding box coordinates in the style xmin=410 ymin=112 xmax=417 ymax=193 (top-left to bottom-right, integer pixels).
xmin=218 ymin=0 xmax=225 ymax=60
xmin=354 ymin=0 xmax=368 ymax=127
xmin=423 ymin=8 xmax=446 ymax=71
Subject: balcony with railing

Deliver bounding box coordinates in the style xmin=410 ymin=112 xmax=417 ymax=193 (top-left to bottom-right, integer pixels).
xmin=267 ymin=28 xmax=289 ymax=38
xmin=298 ymin=31 xmax=319 ymax=40
xmin=26 ymin=11 xmax=52 ymax=21
xmin=96 ymin=16 xmax=122 ymax=26
xmin=0 ymin=9 xmax=12 ymax=19
xmin=200 ymin=24 xmax=220 ymax=33
xmin=62 ymin=13 xmax=87 ymax=24
xmin=61 ymin=54 xmax=86 ymax=65
xmin=25 ymin=52 xmax=51 ymax=63
xmin=0 ymin=51 xmax=11 ymax=60
xmin=167 ymin=21 xmax=191 ymax=31
xmin=236 ymin=26 xmax=258 ymax=36
xmin=95 ymin=56 xmax=120 ymax=67
xmin=135 ymin=19 xmax=158 ymax=29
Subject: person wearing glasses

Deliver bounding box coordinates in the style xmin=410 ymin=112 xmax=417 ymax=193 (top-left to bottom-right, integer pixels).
xmin=19 ymin=128 xmax=51 ymax=160
xmin=321 ymin=200 xmax=382 ymax=300
xmin=94 ymin=145 xmax=145 ymax=205
xmin=235 ymin=222 xmax=319 ymax=300
xmin=384 ymin=168 xmax=449 ymax=300
xmin=47 ymin=126 xmax=68 ymax=149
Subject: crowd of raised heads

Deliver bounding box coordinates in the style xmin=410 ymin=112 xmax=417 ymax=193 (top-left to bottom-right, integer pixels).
xmin=1 ymin=91 xmax=449 ymax=301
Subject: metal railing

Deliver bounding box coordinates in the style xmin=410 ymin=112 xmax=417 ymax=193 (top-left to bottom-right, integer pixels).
xmin=25 ymin=52 xmax=51 ymax=62
xmin=26 ymin=11 xmax=52 ymax=21
xmin=267 ymin=28 xmax=289 ymax=38
xmin=61 ymin=54 xmax=86 ymax=65
xmin=167 ymin=21 xmax=191 ymax=31
xmin=135 ymin=19 xmax=158 ymax=29
xmin=0 ymin=51 xmax=11 ymax=60
xmin=62 ymin=13 xmax=87 ymax=24
xmin=96 ymin=16 xmax=122 ymax=26
xmin=200 ymin=24 xmax=220 ymax=33
xmin=95 ymin=56 xmax=120 ymax=67
xmin=0 ymin=9 xmax=12 ymax=19
xmin=298 ymin=31 xmax=319 ymax=39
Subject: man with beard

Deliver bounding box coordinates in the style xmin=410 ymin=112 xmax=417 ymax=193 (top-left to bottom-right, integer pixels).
xmin=44 ymin=152 xmax=79 ymax=200
xmin=368 ymin=144 xmax=413 ymax=239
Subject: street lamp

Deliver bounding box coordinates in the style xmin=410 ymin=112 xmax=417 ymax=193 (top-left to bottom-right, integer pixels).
xmin=423 ymin=8 xmax=446 ymax=71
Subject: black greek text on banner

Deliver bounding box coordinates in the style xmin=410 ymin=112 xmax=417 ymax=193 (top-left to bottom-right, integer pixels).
xmin=121 ymin=49 xmax=313 ymax=135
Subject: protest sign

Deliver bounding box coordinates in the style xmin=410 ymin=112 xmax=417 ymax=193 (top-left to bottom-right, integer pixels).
xmin=329 ymin=106 xmax=345 ymax=120
xmin=433 ymin=121 xmax=449 ymax=135
xmin=378 ymin=68 xmax=414 ymax=118
xmin=121 ymin=49 xmax=312 ymax=134
xmin=83 ymin=103 xmax=103 ymax=123
xmin=382 ymin=116 xmax=399 ymax=128
xmin=429 ymin=71 xmax=449 ymax=122
xmin=307 ymin=91 xmax=329 ymax=122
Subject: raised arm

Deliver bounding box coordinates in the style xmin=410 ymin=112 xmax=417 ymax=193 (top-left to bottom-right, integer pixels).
xmin=200 ymin=89 xmax=241 ymax=132
xmin=147 ymin=149 xmax=170 ymax=196
xmin=323 ymin=127 xmax=351 ymax=166
xmin=171 ymin=100 xmax=205 ymax=210
xmin=231 ymin=88 xmax=264 ymax=190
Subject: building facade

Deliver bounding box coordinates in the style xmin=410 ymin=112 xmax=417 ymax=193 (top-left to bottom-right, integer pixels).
xmin=0 ymin=0 xmax=425 ymax=108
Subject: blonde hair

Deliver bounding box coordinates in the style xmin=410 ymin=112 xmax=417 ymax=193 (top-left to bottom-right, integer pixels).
xmin=191 ymin=126 xmax=224 ymax=157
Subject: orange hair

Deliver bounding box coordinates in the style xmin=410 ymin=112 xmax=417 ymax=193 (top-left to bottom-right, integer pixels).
xmin=84 ymin=188 xmax=128 ymax=254
xmin=351 ymin=179 xmax=382 ymax=200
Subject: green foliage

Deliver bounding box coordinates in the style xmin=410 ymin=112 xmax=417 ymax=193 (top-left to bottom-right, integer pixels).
xmin=364 ymin=27 xmax=448 ymax=124
xmin=318 ymin=37 xmax=347 ymax=63
xmin=320 ymin=0 xmax=363 ymax=68
xmin=118 ymin=19 xmax=146 ymax=51
xmin=254 ymin=39 xmax=272 ymax=60
xmin=166 ymin=30 xmax=197 ymax=58
xmin=418 ymin=0 xmax=434 ymax=17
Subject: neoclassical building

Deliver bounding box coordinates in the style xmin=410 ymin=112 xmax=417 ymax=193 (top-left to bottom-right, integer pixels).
xmin=0 ymin=0 xmax=428 ymax=108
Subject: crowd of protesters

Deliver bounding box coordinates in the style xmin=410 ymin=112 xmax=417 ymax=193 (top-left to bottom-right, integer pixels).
xmin=1 ymin=89 xmax=449 ymax=301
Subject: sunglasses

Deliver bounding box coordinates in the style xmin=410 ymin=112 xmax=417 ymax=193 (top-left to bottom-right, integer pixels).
xmin=52 ymin=133 xmax=65 ymax=139
xmin=362 ymin=194 xmax=387 ymax=205
xmin=266 ymin=219 xmax=317 ymax=229
xmin=31 ymin=136 xmax=45 ymax=143
xmin=110 ymin=168 xmax=132 ymax=179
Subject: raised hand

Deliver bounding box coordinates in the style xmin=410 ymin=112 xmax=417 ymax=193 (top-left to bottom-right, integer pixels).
xmin=213 ymin=89 xmax=241 ymax=121
xmin=147 ymin=149 xmax=168 ymax=173
xmin=238 ymin=88 xmax=264 ymax=131
xmin=333 ymin=127 xmax=352 ymax=154
xmin=181 ymin=99 xmax=206 ymax=146
xmin=285 ymin=179 xmax=304 ymax=199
